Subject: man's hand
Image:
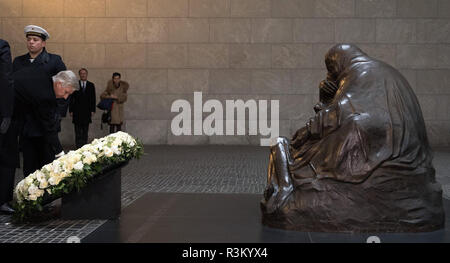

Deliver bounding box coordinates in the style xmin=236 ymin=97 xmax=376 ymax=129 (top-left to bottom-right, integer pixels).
xmin=70 ymin=112 xmax=73 ymax=117
xmin=110 ymin=94 xmax=118 ymax=99
xmin=0 ymin=117 xmax=11 ymax=134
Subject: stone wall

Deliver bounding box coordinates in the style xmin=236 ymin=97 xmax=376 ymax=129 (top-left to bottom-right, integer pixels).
xmin=1 ymin=0 xmax=449 ymax=146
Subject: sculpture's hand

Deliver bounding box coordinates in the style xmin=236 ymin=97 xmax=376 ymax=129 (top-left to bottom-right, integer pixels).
xmin=291 ymin=126 xmax=310 ymax=149
xmin=319 ymin=79 xmax=338 ymax=104
xmin=314 ymin=102 xmax=325 ymax=113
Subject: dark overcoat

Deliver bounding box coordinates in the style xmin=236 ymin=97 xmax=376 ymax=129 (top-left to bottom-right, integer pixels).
xmin=69 ymin=80 xmax=96 ymax=125
xmin=13 ymin=64 xmax=63 ymax=156
xmin=0 ymin=39 xmax=15 ymax=168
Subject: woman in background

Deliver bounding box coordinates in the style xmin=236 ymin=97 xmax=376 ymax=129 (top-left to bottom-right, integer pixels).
xmin=100 ymin=72 xmax=128 ymax=134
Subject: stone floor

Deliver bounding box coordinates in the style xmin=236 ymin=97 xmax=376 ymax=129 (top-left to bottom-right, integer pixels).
xmin=0 ymin=146 xmax=449 ymax=243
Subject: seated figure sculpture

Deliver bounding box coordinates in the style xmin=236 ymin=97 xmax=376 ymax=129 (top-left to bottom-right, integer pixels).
xmin=261 ymin=44 xmax=445 ymax=232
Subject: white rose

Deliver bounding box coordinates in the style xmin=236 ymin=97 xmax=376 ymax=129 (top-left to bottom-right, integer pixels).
xmin=68 ymin=154 xmax=81 ymax=164
xmin=59 ymin=172 xmax=69 ymax=178
xmin=91 ymin=146 xmax=100 ymax=154
xmin=82 ymin=151 xmax=96 ymax=164
xmin=52 ymin=162 xmax=61 ymax=173
xmin=36 ymin=189 xmax=45 ymax=197
xmin=42 ymin=164 xmax=53 ymax=173
xmin=63 ymin=162 xmax=74 ymax=173
xmin=16 ymin=181 xmax=25 ymax=190
xmin=48 ymin=176 xmax=61 ymax=186
xmin=74 ymin=161 xmax=84 ymax=171
xmin=28 ymin=195 xmax=37 ymax=201
xmin=36 ymin=171 xmax=46 ymax=182
xmin=113 ymin=138 xmax=123 ymax=146
xmin=28 ymin=184 xmax=38 ymax=195
xmin=52 ymin=159 xmax=61 ymax=166
xmin=14 ymin=185 xmax=21 ymax=197
xmin=39 ymin=180 xmax=48 ymax=189
xmin=104 ymin=147 xmax=113 ymax=157
xmin=81 ymin=145 xmax=90 ymax=151
xmin=111 ymin=145 xmax=121 ymax=155
xmin=58 ymin=155 xmax=68 ymax=162
xmin=17 ymin=184 xmax=25 ymax=194
xmin=25 ymin=177 xmax=34 ymax=185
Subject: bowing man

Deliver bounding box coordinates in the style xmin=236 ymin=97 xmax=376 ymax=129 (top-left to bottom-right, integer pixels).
xmin=13 ymin=70 xmax=79 ymax=178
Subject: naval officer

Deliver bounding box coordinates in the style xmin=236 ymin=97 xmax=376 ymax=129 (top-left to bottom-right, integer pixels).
xmin=12 ymin=25 xmax=68 ymax=178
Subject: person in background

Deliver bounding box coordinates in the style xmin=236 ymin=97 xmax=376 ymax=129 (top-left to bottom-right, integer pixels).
xmin=69 ymin=68 xmax=96 ymax=148
xmin=0 ymin=39 xmax=15 ymax=214
xmin=100 ymin=72 xmax=128 ymax=134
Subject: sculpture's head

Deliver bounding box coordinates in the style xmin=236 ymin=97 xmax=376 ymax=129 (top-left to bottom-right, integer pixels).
xmin=325 ymin=44 xmax=368 ymax=83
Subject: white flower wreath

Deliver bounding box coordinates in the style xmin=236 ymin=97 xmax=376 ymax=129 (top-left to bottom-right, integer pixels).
xmin=13 ymin=131 xmax=143 ymax=221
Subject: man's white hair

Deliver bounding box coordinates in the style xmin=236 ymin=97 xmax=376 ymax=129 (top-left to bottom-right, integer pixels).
xmin=52 ymin=70 xmax=79 ymax=91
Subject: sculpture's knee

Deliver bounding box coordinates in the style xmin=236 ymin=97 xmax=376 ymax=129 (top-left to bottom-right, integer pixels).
xmin=271 ymin=137 xmax=289 ymax=153
xmin=276 ymin=136 xmax=289 ymax=145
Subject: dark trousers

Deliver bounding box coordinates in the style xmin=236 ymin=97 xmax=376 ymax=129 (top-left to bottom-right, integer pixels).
xmin=74 ymin=124 xmax=89 ymax=149
xmin=22 ymin=137 xmax=55 ymax=178
xmin=0 ymin=166 xmax=15 ymax=205
xmin=109 ymin=124 xmax=122 ymax=134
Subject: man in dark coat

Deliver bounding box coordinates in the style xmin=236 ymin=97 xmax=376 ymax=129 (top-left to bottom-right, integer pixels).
xmin=69 ymin=68 xmax=96 ymax=148
xmin=12 ymin=25 xmax=68 ymax=179
xmin=261 ymin=44 xmax=445 ymax=232
xmin=13 ymin=70 xmax=79 ymax=178
xmin=13 ymin=25 xmax=68 ymax=129
xmin=0 ymin=39 xmax=16 ymax=214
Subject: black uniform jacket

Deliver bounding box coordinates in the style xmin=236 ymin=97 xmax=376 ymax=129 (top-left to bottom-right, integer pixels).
xmin=13 ymin=48 xmax=68 ymax=119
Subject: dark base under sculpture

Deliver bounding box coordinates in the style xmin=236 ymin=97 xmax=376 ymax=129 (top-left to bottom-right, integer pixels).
xmin=261 ymin=150 xmax=445 ymax=233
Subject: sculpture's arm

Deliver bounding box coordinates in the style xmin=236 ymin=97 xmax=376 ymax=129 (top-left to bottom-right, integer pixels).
xmin=307 ymin=103 xmax=340 ymax=139
xmin=290 ymin=126 xmax=310 ymax=149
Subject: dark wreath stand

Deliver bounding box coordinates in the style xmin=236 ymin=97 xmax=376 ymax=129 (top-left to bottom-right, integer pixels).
xmin=33 ymin=161 xmax=129 ymax=221
xmin=60 ymin=161 xmax=127 ymax=220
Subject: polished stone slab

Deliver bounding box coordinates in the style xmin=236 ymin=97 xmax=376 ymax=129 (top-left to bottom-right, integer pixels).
xmin=83 ymin=192 xmax=450 ymax=243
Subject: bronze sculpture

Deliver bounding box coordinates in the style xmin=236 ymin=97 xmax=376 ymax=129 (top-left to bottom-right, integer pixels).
xmin=261 ymin=44 xmax=445 ymax=232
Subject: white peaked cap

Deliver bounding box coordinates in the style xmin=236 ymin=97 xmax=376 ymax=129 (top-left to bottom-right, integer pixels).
xmin=24 ymin=25 xmax=50 ymax=40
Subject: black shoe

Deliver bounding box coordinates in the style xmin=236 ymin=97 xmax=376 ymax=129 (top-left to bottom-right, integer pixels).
xmin=0 ymin=203 xmax=15 ymax=214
